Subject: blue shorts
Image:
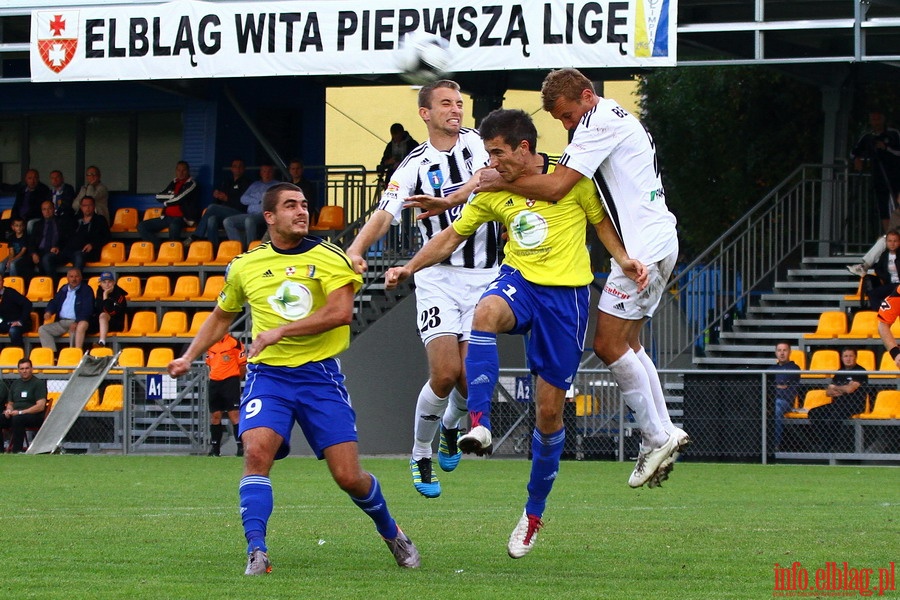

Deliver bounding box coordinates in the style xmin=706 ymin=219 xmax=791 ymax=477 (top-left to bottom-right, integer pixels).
xmin=481 ymin=265 xmax=590 ymax=391
xmin=239 ymin=358 xmax=358 ymax=460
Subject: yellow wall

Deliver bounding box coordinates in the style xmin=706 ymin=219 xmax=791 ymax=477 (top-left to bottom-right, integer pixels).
xmin=325 ymin=79 xmax=639 ymax=170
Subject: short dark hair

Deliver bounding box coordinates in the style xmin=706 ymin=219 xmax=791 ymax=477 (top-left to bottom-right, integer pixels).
xmin=390 ymin=123 xmax=405 ymax=135
xmin=478 ymin=109 xmax=538 ymax=154
xmin=418 ymin=79 xmax=460 ymax=109
xmin=17 ymin=358 xmax=32 ymax=368
xmin=262 ymin=182 xmax=303 ymax=213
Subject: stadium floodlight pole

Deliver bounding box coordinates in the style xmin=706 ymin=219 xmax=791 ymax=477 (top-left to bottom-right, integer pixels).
xmin=223 ymin=84 xmax=288 ymax=179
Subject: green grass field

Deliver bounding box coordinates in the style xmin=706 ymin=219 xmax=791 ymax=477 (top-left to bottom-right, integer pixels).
xmin=0 ymin=456 xmax=896 ymax=599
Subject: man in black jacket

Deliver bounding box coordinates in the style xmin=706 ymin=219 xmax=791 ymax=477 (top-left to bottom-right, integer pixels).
xmin=38 ymin=267 xmax=94 ymax=352
xmin=0 ymin=276 xmax=33 ymax=348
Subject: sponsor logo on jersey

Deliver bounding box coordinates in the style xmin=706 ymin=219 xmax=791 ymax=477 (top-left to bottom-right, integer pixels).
xmin=525 ymin=198 xmax=536 ymax=208
xmin=603 ymin=283 xmax=631 ymax=300
xmin=306 ymin=265 xmax=316 ymax=278
xmin=387 ymin=181 xmax=400 ymax=192
xmin=262 ymin=269 xmax=274 ymax=277
xmin=268 ymin=280 xmax=312 ymax=320
xmin=511 ymin=210 xmax=549 ymax=249
xmin=505 ymin=198 xmax=514 ymax=207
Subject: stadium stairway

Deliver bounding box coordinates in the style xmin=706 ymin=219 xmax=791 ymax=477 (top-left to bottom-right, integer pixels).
xmin=695 ymin=255 xmax=865 ymax=369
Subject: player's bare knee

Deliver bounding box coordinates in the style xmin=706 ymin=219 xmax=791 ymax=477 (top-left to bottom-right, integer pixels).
xmin=332 ymin=468 xmax=368 ymax=495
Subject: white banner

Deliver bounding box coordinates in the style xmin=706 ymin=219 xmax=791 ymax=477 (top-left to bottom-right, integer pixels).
xmin=31 ymin=0 xmax=677 ymax=82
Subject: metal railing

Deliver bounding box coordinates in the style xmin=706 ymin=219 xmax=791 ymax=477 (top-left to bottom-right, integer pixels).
xmin=641 ymin=165 xmax=879 ymax=370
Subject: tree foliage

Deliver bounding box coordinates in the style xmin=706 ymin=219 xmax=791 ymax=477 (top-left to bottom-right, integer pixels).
xmin=638 ymin=66 xmax=823 ymax=257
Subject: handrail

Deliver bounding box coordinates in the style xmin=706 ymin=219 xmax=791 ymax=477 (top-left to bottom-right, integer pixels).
xmin=638 ymin=164 xmax=878 ymax=369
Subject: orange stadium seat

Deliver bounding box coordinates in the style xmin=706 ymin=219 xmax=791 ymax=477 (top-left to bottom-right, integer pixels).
xmin=803 ymin=311 xmax=847 ymax=339
xmin=117 ymin=311 xmax=158 ymax=337
xmin=148 ymin=311 xmax=188 ymax=337
xmin=133 ymin=276 xmax=171 ymax=301
xmin=838 ymin=311 xmax=879 ymax=339
xmin=785 ymin=389 xmax=831 ymax=419
xmin=187 ymin=311 xmax=212 ymax=335
xmin=801 ymin=349 xmax=840 ymax=379
xmin=110 ymin=208 xmax=139 ymax=233
xmin=857 ymin=390 xmax=900 ymax=419
xmin=145 ymin=241 xmax=184 ymax=267
xmin=119 ymin=241 xmax=156 ymax=267
xmin=182 ymin=240 xmax=214 ymax=266
xmin=3 ymin=276 xmax=25 ymax=295
xmin=87 ymin=241 xmax=127 ymax=267
xmin=789 ymin=349 xmax=806 ymax=370
xmin=210 ymin=241 xmax=242 ymax=265
xmin=198 ymin=276 xmax=225 ymax=301
xmin=25 ymin=276 xmax=56 ymax=302
xmin=165 ymin=276 xmax=201 ymax=301
xmin=143 ymin=207 xmax=164 ymax=221
xmin=146 ymin=347 xmax=175 ymax=368
xmin=309 ymin=205 xmax=345 ymax=231
xmin=29 ymin=347 xmax=55 ymax=371
xmin=116 ymin=275 xmax=142 ymax=299
xmin=873 ymin=351 xmax=900 ymax=379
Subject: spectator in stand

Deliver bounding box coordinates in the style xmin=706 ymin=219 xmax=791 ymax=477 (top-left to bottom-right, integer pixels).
xmin=48 ymin=170 xmax=76 ymax=222
xmin=378 ymin=123 xmax=419 ymax=180
xmin=767 ymin=341 xmax=801 ymax=451
xmin=287 ymin=159 xmax=320 ymax=221
xmin=91 ymin=271 xmax=128 ymax=348
xmin=11 ymin=169 xmax=51 ymax=232
xmin=808 ymin=347 xmax=868 ymax=452
xmin=73 ymin=166 xmax=110 ymax=219
xmin=223 ymin=163 xmax=279 ymax=249
xmin=851 ymin=109 xmax=900 ymax=234
xmin=38 ymin=267 xmax=93 ymax=352
xmin=859 ymin=229 xmax=900 ymax=310
xmin=0 ymin=359 xmax=48 ymax=453
xmin=138 ymin=160 xmax=200 ymax=248
xmin=205 ymin=332 xmax=247 ymax=457
xmin=46 ymin=196 xmax=110 ymax=272
xmin=185 ymin=158 xmax=249 ymax=249
xmin=29 ymin=200 xmax=68 ymax=276
xmin=0 ymin=275 xmax=33 ymax=348
xmin=1 ymin=217 xmax=33 ymax=279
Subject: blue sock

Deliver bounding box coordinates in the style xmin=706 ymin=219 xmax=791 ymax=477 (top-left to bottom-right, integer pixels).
xmin=525 ymin=427 xmax=565 ymax=518
xmin=350 ymin=474 xmax=398 ymax=539
xmin=239 ymin=475 xmax=273 ymax=553
xmin=466 ymin=330 xmax=498 ymax=431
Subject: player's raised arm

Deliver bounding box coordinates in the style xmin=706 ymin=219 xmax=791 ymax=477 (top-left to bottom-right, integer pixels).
xmin=345 ymin=210 xmax=394 ymax=274
xmin=477 ymin=162 xmax=582 ymax=202
xmin=404 ymin=167 xmax=485 ymax=219
xmin=385 ymin=226 xmax=469 ymax=290
xmin=168 ymin=306 xmax=239 ymax=377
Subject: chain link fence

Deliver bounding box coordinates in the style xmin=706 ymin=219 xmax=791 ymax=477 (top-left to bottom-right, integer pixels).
xmin=494 ymin=368 xmax=900 ymax=465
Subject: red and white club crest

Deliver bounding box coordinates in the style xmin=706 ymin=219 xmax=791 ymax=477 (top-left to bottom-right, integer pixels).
xmin=36 ymin=11 xmax=79 ymax=73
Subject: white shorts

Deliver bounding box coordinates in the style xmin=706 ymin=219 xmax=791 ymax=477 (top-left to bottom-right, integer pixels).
xmin=414 ymin=264 xmax=499 ymax=346
xmin=598 ymin=248 xmax=678 ymax=320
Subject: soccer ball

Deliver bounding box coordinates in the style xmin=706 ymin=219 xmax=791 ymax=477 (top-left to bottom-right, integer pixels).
xmin=395 ymin=32 xmax=452 ymax=85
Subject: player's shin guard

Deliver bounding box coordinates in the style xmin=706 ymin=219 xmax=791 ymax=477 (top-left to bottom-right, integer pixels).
xmin=608 ymin=349 xmax=667 ymax=447
xmin=350 ymin=474 xmax=398 ymax=540
xmin=239 ymin=475 xmax=273 ymax=552
xmin=466 ymin=330 xmax=498 ymax=431
xmin=412 ymin=382 xmax=448 ymax=459
xmin=443 ymin=387 xmax=468 ymax=430
xmin=525 ymin=427 xmax=565 ymax=518
xmin=636 ymin=346 xmax=674 ymax=433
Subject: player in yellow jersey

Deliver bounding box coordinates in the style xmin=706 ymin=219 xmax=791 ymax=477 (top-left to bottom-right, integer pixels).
xmin=168 ymin=183 xmax=419 ymax=575
xmin=386 ymin=109 xmax=647 ymax=559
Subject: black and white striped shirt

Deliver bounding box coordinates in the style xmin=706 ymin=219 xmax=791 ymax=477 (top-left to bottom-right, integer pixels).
xmin=378 ymin=128 xmax=502 ymax=269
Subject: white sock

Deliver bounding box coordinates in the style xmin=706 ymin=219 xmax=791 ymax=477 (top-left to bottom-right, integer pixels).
xmin=412 ymin=381 xmax=448 ymax=460
xmin=442 ymin=388 xmax=468 ymax=430
xmin=636 ymin=346 xmax=675 ymax=434
xmin=608 ymin=349 xmax=668 ymax=447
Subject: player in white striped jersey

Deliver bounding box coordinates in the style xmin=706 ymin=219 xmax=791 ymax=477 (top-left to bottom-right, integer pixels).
xmin=476 ymin=68 xmax=690 ymax=489
xmin=347 ymin=80 xmax=501 ymax=498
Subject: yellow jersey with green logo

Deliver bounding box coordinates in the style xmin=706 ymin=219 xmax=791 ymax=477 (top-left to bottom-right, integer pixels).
xmin=452 ymin=154 xmax=605 ymax=287
xmin=218 ymin=238 xmax=362 ymax=366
